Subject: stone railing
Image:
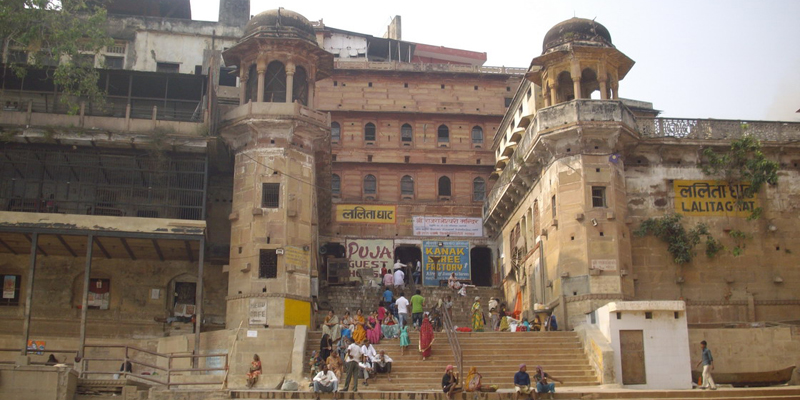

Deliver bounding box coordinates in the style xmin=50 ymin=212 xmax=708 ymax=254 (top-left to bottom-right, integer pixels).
xmin=485 ymin=100 xmax=637 ymax=218
xmin=334 ymin=60 xmax=526 ymax=75
xmin=636 ymin=118 xmax=800 ymax=141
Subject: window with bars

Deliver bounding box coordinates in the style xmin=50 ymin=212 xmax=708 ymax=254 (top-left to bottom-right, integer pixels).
xmin=331 ymin=174 xmax=341 ymax=196
xmin=262 ymin=183 xmax=280 ymax=208
xmin=437 ymin=125 xmax=449 ymax=142
xmin=401 ymin=124 xmax=413 ymax=142
xmin=438 ymin=176 xmax=451 ymax=197
xmin=292 ymin=66 xmax=308 ymax=106
xmin=106 ymin=41 xmax=126 ymax=54
xmin=401 ymin=175 xmax=414 ymax=196
xmin=331 ymin=122 xmax=341 ymax=142
xmin=471 ymin=126 xmax=483 ymax=145
xmin=364 ymin=123 xmax=376 ymax=142
xmin=364 ymin=175 xmax=377 ymax=195
xmin=1 ymin=274 xmax=21 ymax=306
xmin=473 ymin=177 xmax=485 ymax=201
xmin=592 ymin=186 xmax=607 ymax=207
xmin=259 ymin=249 xmax=278 ymax=279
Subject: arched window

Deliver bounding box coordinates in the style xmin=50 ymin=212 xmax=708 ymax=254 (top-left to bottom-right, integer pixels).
xmin=401 ymin=175 xmax=414 ymax=196
xmin=293 ymin=66 xmax=308 ymax=105
xmin=401 ymin=124 xmax=413 ymax=143
xmin=364 ymin=174 xmax=377 ymax=195
xmin=331 ymin=122 xmax=341 ymax=142
xmin=438 ymin=176 xmax=451 ymax=197
xmin=437 ymin=124 xmax=449 ymax=142
xmin=264 ymin=61 xmax=286 ymax=102
xmin=472 ymin=177 xmax=485 ymax=201
xmin=471 ymin=126 xmax=483 ymax=145
xmin=331 ymin=174 xmax=341 ymax=196
xmin=557 ymin=71 xmax=574 ymax=103
xmin=245 ymin=64 xmax=258 ymax=103
xmin=364 ymin=122 xmax=376 ymax=142
xmin=581 ymin=68 xmax=599 ymax=99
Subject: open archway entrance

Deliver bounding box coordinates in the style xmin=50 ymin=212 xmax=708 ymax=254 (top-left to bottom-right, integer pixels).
xmin=470 ymin=247 xmax=493 ymax=286
xmin=394 ymin=245 xmax=421 ymax=285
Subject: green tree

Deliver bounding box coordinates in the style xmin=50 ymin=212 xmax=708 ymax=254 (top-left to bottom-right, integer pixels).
xmin=634 ymin=214 xmax=720 ymax=264
xmin=1 ymin=0 xmax=112 ymax=113
xmin=701 ymin=135 xmax=779 ymax=219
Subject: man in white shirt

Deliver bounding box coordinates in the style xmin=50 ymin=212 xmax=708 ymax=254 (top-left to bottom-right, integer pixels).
xmin=393 ymin=267 xmax=405 ymax=288
xmin=359 ymin=339 xmax=377 ymax=386
xmin=341 ymin=338 xmax=362 ymax=392
xmin=313 ymin=363 xmax=338 ymax=397
xmin=395 ymin=292 xmax=410 ymax=329
xmin=372 ymin=350 xmax=393 ymax=382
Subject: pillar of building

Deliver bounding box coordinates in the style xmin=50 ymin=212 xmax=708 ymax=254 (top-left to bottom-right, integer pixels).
xmin=571 ymin=61 xmax=582 ymax=100
xmin=599 ymin=78 xmax=609 ymax=100
xmin=550 ymin=81 xmax=558 ymax=105
xmin=256 ymin=61 xmax=266 ymax=103
xmin=285 ymin=62 xmax=295 ymax=104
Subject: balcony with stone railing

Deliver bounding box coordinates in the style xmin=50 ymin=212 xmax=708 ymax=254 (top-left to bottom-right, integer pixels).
xmin=635 ymin=117 xmax=800 ymax=141
xmin=333 ymin=60 xmax=527 ymax=75
xmin=221 ymin=101 xmax=330 ymax=126
xmin=484 ymin=100 xmax=638 ymax=222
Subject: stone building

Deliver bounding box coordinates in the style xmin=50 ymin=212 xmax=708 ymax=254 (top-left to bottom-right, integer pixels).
xmin=487 ymin=17 xmax=800 ymax=330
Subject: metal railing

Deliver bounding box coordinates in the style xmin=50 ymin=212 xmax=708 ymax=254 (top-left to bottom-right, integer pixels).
xmin=441 ymin=305 xmax=463 ymax=376
xmin=80 ymin=344 xmax=227 ymax=388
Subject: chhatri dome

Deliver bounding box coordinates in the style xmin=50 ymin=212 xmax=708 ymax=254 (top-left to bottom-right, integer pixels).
xmin=541 ymin=17 xmax=614 ymax=53
xmin=243 ymin=8 xmax=317 ymax=43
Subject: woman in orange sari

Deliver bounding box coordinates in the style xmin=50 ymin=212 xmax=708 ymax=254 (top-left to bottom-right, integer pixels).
xmin=418 ymin=317 xmax=435 ymax=361
xmin=351 ymin=308 xmax=367 ymax=345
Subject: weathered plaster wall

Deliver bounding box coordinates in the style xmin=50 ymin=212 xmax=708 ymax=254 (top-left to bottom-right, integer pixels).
xmin=625 ymin=144 xmax=800 ymax=323
xmin=0 ymin=254 xmax=226 ymax=338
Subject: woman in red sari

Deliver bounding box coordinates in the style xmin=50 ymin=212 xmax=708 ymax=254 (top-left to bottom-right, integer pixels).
xmin=366 ymin=311 xmax=381 ymax=344
xmin=418 ymin=317 xmax=435 ymax=361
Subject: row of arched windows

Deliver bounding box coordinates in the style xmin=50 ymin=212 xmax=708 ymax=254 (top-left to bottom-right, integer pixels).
xmin=244 ymin=61 xmax=309 ymax=105
xmin=331 ymin=174 xmax=486 ymax=201
xmin=331 ymin=122 xmax=484 ymax=145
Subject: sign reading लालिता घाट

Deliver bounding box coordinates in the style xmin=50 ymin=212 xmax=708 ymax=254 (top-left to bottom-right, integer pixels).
xmin=336 ymin=204 xmax=396 ymax=224
xmin=674 ymin=180 xmax=758 ymax=217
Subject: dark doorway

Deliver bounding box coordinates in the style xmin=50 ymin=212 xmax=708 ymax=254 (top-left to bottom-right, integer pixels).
xmin=394 ymin=246 xmax=421 ymax=266
xmin=470 ymin=247 xmax=493 ymax=286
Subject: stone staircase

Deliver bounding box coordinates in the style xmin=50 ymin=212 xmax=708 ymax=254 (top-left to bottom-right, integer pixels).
xmin=315 ymin=286 xmax=504 ymax=329
xmin=304 ymin=329 xmax=599 ymax=391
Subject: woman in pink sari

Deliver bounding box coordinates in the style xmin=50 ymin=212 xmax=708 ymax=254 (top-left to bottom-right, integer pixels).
xmin=366 ymin=311 xmax=381 ymax=344
xmin=419 ymin=317 xmax=435 ymax=361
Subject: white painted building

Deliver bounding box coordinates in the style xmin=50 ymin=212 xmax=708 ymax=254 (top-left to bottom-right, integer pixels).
xmin=591 ymin=301 xmax=692 ymax=390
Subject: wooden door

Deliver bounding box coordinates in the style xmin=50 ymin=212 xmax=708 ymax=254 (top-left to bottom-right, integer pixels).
xmin=620 ymin=330 xmax=646 ymax=385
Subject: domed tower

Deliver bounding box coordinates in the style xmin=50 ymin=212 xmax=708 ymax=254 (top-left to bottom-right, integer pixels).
xmin=527 ymin=18 xmax=634 ymax=106
xmin=220 ymin=8 xmax=333 ymax=329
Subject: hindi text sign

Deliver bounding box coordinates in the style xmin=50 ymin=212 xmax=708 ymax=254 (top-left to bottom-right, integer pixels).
xmin=413 ymin=216 xmax=483 ymax=237
xmin=336 ymin=205 xmax=396 ymax=224
xmin=674 ymin=180 xmax=758 ymax=217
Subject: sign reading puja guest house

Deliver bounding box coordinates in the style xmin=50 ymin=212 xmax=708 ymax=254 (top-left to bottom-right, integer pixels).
xmin=422 ymin=240 xmax=470 ymax=286
xmin=336 ymin=204 xmax=396 ymax=224
xmin=345 ymin=239 xmax=394 ymax=281
xmin=412 ymin=216 xmax=483 ymax=237
xmin=674 ymin=180 xmax=758 ymax=217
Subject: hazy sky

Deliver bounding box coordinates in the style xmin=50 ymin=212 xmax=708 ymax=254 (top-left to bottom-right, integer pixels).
xmin=191 ymin=0 xmax=800 ymax=122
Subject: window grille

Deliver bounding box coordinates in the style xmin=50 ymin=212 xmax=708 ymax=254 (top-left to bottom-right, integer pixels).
xmin=262 ymin=183 xmax=280 ymax=208
xmin=259 ymin=249 xmax=278 ymax=279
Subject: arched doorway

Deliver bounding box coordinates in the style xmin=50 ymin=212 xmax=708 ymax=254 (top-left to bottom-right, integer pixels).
xmin=394 ymin=245 xmax=421 ymax=285
xmin=470 ymin=247 xmax=493 ymax=286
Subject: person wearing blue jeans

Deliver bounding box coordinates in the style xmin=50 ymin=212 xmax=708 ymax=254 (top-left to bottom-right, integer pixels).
xmin=534 ymin=366 xmax=562 ymax=396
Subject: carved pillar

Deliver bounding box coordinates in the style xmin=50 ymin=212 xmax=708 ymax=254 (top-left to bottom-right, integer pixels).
xmin=599 ymin=79 xmax=608 ymax=100
xmin=543 ymin=87 xmax=551 ymax=107
xmin=571 ymin=61 xmax=582 ymax=100
xmin=256 ymin=58 xmax=267 ymax=103
xmin=550 ymin=81 xmax=558 ymax=105
xmin=239 ymin=66 xmax=247 ymax=104
xmin=285 ymin=62 xmax=296 ymax=104
xmin=611 ymin=81 xmax=619 ymax=99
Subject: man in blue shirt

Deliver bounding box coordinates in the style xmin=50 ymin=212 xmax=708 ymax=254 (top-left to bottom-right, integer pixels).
xmin=514 ymin=364 xmax=535 ymax=400
xmin=695 ymin=340 xmax=717 ymax=390
xmin=383 ymin=288 xmax=395 ymax=318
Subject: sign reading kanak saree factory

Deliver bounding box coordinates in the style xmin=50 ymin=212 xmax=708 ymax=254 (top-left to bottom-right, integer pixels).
xmin=674 ymin=180 xmax=758 ymax=217
xmin=335 ymin=204 xmax=396 ymax=224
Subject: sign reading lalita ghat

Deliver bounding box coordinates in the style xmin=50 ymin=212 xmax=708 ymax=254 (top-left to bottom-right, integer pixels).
xmin=336 ymin=205 xmax=396 ymax=224
xmin=674 ymin=180 xmax=758 ymax=217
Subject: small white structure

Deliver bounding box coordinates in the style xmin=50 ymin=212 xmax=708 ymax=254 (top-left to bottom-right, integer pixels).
xmin=592 ymin=301 xmax=692 ymax=389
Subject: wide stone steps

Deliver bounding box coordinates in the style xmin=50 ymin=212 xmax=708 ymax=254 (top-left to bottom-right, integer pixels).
xmin=228 ymin=387 xmax=800 ymax=400
xmin=305 ymin=329 xmax=599 ymax=391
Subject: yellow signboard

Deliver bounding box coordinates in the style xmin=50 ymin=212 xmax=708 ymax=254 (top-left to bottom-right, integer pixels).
xmin=674 ymin=180 xmax=757 ymax=217
xmin=335 ymin=204 xmax=396 ymax=224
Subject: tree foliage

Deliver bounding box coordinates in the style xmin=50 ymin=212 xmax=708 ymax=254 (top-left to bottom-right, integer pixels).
xmin=701 ymin=135 xmax=779 ymax=219
xmin=634 ymin=214 xmax=719 ymax=264
xmin=1 ymin=0 xmax=112 ymax=113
